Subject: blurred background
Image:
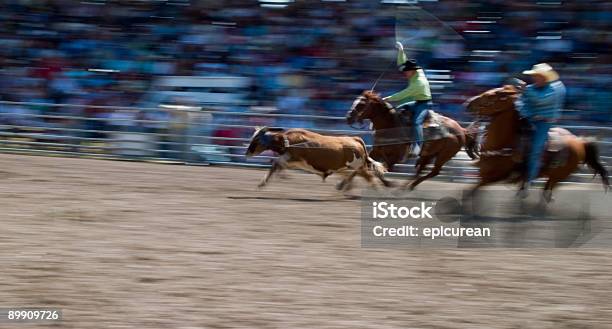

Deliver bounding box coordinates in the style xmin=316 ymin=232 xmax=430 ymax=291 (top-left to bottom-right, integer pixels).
xmin=0 ymin=0 xmax=609 ymax=170
xmin=1 ymin=3 xmax=611 ymax=327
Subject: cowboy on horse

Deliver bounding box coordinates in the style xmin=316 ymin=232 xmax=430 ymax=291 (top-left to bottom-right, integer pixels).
xmin=465 ymin=65 xmax=607 ymax=202
xmin=383 ymin=42 xmax=432 ymax=156
xmin=346 ymin=40 xmax=479 ymax=189
xmin=516 ymin=63 xmax=566 ymax=196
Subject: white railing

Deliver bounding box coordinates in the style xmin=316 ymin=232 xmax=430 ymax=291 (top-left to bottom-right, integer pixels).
xmin=0 ymin=101 xmax=610 ymax=184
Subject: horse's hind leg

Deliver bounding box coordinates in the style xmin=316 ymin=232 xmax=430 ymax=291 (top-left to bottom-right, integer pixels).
xmin=409 ymin=142 xmax=459 ymax=190
xmin=409 ymin=159 xmax=443 ymax=191
xmin=542 ymin=177 xmax=560 ymax=203
xmin=402 ymin=155 xmax=432 ymax=190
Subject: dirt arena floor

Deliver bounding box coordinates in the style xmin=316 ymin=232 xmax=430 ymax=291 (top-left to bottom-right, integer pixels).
xmin=1 ymin=153 xmax=611 ymax=329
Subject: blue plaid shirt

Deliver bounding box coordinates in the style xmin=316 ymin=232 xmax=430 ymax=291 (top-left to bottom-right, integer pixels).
xmin=516 ymin=80 xmax=566 ymax=122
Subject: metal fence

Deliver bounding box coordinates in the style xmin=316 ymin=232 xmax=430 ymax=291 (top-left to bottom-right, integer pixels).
xmin=0 ymin=100 xmax=610 ymax=184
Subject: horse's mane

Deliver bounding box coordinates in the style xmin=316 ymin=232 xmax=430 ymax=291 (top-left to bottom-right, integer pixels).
xmin=500 ymin=84 xmax=520 ymax=94
xmin=361 ymin=90 xmax=384 ymax=104
xmin=467 ymin=84 xmax=521 ymax=112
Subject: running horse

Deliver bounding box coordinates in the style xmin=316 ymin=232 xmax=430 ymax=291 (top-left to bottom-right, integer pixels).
xmin=346 ymin=90 xmax=479 ymax=190
xmin=465 ymin=84 xmax=609 ymax=201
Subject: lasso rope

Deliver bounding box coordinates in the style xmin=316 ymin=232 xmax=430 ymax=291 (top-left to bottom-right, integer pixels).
xmin=370 ymin=60 xmax=397 ymax=92
xmin=281 ymin=125 xmax=478 ymax=149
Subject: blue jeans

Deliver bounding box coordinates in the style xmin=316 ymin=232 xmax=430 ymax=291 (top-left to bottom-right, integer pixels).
xmin=400 ymin=101 xmax=430 ymax=147
xmin=527 ymin=120 xmax=552 ymax=182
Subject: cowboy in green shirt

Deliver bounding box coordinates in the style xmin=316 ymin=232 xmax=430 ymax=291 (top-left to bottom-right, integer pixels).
xmin=383 ymin=42 xmax=432 ymax=155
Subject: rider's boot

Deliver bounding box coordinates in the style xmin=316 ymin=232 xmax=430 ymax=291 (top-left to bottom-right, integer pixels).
xmin=411 ymin=143 xmax=421 ymax=156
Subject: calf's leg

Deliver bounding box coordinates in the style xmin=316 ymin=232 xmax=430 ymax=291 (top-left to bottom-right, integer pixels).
xmin=258 ymin=160 xmax=283 ymax=188
xmin=336 ymin=170 xmax=358 ymax=191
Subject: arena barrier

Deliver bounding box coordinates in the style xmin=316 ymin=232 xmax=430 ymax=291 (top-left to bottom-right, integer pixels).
xmin=0 ymin=100 xmax=610 ymax=184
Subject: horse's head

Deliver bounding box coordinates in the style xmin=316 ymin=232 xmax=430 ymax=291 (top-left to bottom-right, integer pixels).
xmin=465 ymin=85 xmax=521 ymax=117
xmin=346 ymin=90 xmax=392 ymax=128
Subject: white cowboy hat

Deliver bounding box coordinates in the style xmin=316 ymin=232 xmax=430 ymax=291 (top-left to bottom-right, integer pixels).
xmin=522 ymin=63 xmax=559 ymax=82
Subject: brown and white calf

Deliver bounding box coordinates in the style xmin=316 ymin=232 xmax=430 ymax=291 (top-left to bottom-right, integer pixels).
xmin=245 ymin=127 xmax=393 ymax=190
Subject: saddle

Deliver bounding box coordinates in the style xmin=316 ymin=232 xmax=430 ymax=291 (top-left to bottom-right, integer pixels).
xmin=547 ymin=127 xmax=572 ymax=152
xmin=516 ymin=122 xmax=571 ymax=169
xmin=544 ymin=128 xmax=572 ymax=168
xmin=423 ymin=110 xmax=454 ymax=141
xmin=395 ymin=107 xmax=453 ymax=142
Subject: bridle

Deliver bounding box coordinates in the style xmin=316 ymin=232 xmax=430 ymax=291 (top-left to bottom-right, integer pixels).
xmin=348 ymin=96 xmax=370 ymax=129
xmin=473 ymin=95 xmax=520 ymax=158
xmin=349 ymin=95 xmax=399 ymax=129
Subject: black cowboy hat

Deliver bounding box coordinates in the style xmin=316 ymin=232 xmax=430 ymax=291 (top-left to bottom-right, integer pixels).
xmin=398 ymin=59 xmax=421 ymax=72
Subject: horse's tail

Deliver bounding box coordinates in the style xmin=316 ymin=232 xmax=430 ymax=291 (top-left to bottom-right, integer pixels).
xmin=464 ymin=121 xmax=480 ymax=160
xmin=357 ymin=137 xmax=393 ymax=187
xmin=584 ymin=139 xmax=609 ymax=192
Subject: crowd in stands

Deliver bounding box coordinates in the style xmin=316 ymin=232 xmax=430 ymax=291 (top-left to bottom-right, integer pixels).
xmin=0 ymin=0 xmax=609 ymax=138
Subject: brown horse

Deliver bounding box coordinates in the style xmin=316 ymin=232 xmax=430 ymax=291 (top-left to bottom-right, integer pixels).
xmin=465 ymin=84 xmax=609 ymax=201
xmin=346 ymin=90 xmax=479 ymax=190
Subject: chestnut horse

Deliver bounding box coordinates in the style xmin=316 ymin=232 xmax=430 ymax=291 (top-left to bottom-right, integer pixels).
xmin=346 ymin=91 xmax=478 ymax=190
xmin=465 ymin=85 xmax=609 ymax=201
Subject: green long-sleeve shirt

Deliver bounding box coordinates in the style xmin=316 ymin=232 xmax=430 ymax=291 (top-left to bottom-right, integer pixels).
xmin=383 ymin=48 xmax=432 ymax=104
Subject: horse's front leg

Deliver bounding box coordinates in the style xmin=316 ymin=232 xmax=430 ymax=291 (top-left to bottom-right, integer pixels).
xmin=467 ymin=166 xmax=513 ymax=201
xmin=464 ymin=176 xmax=496 ymax=208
